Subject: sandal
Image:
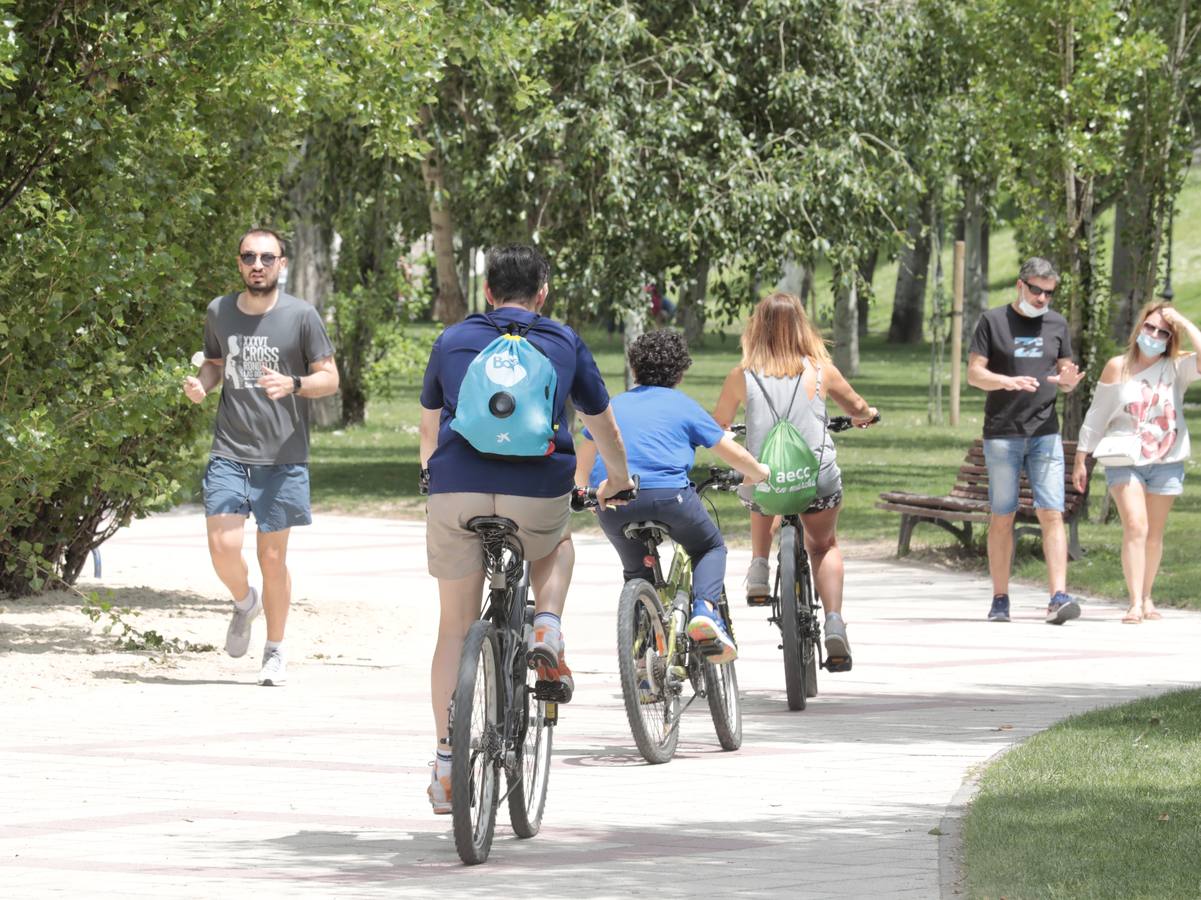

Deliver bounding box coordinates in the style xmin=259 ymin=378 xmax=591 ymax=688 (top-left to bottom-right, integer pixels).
xmin=1122 ymin=607 xmax=1143 ymax=624
xmin=1143 ymin=608 xmax=1163 ymax=620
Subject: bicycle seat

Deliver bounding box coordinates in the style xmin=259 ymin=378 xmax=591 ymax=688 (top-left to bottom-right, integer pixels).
xmin=621 ymin=520 xmax=671 ymax=545
xmin=466 ymin=516 xmax=519 ymax=537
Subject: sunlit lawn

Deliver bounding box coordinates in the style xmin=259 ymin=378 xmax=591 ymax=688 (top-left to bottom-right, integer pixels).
xmin=303 ymin=169 xmax=1201 ymax=609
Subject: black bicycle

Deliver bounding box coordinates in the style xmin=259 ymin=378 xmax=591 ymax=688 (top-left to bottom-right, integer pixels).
xmin=449 ymin=517 xmax=555 ymax=865
xmin=752 ymin=414 xmax=878 ymax=711
xmin=575 ymin=469 xmax=743 ymax=763
xmin=449 ymin=479 xmax=638 ymax=864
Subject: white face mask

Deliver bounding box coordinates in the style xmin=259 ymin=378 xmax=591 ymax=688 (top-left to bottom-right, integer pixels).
xmin=1018 ymin=298 xmax=1048 ymax=318
xmin=1137 ymin=333 xmax=1167 ymax=357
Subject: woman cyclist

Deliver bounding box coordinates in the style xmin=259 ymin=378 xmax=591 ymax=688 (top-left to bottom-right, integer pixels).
xmin=575 ymin=330 xmax=769 ymax=662
xmin=713 ymin=292 xmax=877 ymax=666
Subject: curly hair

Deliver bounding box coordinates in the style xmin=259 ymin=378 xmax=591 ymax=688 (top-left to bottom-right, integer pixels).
xmin=629 ymin=330 xmax=692 ymax=387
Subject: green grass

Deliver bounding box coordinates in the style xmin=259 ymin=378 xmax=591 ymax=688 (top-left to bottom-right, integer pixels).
xmin=964 ymin=689 xmax=1201 ymax=899
xmin=306 ymin=167 xmax=1201 ymax=607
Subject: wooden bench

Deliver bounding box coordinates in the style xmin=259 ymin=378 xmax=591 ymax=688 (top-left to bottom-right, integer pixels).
xmin=875 ymin=439 xmax=1095 ymax=560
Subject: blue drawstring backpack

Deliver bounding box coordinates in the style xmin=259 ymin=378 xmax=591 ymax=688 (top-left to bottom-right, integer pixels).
xmin=450 ymin=314 xmax=558 ymax=458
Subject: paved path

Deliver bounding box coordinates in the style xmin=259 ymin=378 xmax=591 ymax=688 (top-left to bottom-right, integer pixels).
xmin=2 ymin=511 xmax=1199 ymax=898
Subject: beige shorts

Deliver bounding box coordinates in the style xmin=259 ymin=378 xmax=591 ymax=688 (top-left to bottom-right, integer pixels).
xmin=426 ymin=492 xmax=572 ymax=578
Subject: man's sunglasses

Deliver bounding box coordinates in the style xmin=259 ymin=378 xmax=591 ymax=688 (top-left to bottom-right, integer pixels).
xmin=1142 ymin=321 xmax=1172 ymax=341
xmin=239 ymin=252 xmax=280 ymax=267
xmin=1022 ymin=279 xmax=1056 ymax=299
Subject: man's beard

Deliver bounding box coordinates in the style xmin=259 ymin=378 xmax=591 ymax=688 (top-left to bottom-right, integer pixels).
xmin=243 ymin=272 xmax=279 ymax=295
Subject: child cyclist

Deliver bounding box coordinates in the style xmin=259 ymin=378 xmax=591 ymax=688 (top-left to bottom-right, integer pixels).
xmin=713 ymin=292 xmax=878 ymax=666
xmin=575 ymin=330 xmax=770 ymax=662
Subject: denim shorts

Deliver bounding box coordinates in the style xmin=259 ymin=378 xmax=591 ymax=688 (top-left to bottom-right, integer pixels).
xmin=1104 ymin=461 xmax=1185 ymax=496
xmin=202 ymin=456 xmax=312 ymax=532
xmin=983 ymin=434 xmax=1064 ymax=515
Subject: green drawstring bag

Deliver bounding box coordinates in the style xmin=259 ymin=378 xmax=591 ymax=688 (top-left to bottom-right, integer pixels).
xmin=748 ymin=371 xmax=820 ymax=515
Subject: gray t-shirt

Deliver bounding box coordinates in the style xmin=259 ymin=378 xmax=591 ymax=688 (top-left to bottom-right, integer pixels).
xmin=203 ymin=292 xmax=335 ymax=465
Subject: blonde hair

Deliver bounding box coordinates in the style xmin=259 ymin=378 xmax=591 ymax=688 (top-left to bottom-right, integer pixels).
xmin=1123 ymin=301 xmax=1183 ymax=375
xmin=740 ymin=291 xmax=831 ymax=376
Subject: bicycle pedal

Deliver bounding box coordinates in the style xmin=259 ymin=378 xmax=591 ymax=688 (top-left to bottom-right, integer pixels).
xmin=746 ymin=595 xmax=772 ymax=607
xmin=824 ymin=656 xmax=853 ymax=673
xmin=534 ymin=680 xmax=570 ymax=703
xmin=696 ymin=639 xmax=727 ymax=658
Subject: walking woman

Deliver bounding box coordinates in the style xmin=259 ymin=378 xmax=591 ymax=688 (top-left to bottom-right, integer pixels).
xmin=1073 ymin=302 xmax=1201 ymax=623
xmin=714 ymin=292 xmax=877 ymax=665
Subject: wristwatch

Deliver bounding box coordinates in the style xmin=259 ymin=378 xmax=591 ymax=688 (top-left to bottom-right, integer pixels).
xmin=291 ymin=374 xmax=302 ymax=394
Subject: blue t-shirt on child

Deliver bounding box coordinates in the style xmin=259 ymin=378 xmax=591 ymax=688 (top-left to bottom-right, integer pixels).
xmin=421 ymin=306 xmax=611 ymax=498
xmin=586 ymin=385 xmax=724 ymax=489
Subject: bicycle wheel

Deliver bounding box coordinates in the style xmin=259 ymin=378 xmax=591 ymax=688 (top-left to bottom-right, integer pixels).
xmin=617 ymin=579 xmax=680 ymax=764
xmin=451 ymin=620 xmax=501 ymax=865
xmin=703 ymin=590 xmax=742 ymax=750
xmin=778 ymin=524 xmax=811 ymax=711
xmin=508 ymin=613 xmax=552 ymax=838
xmin=800 ymin=564 xmax=819 ymax=698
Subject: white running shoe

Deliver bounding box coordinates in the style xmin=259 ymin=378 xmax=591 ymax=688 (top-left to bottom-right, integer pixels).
xmin=225 ymin=587 xmax=261 ymax=658
xmin=746 ymin=557 xmax=771 ymax=604
xmin=258 ymin=647 xmax=287 ymax=686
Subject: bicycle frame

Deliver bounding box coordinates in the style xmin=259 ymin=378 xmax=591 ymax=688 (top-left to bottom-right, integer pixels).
xmin=470 ymin=529 xmax=557 ymax=780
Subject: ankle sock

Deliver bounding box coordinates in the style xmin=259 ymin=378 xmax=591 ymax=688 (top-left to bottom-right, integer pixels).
xmin=264 ymin=639 xmax=283 ymax=656
xmin=435 ymin=748 xmax=452 ymax=778
xmin=533 ymin=612 xmax=561 ymax=638
xmin=234 ymin=588 xmax=256 ymax=612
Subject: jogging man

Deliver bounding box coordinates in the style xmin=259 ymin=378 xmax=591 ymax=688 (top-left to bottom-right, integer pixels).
xmin=419 ymin=244 xmax=632 ymax=813
xmin=182 ymin=227 xmax=339 ymax=684
xmin=967 ymin=256 xmax=1084 ymax=625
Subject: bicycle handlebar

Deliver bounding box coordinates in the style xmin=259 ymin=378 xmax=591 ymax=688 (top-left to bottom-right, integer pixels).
xmin=698 ymin=466 xmax=745 ymax=493
xmin=571 ymin=474 xmax=640 ymax=511
xmin=728 ymin=414 xmax=881 ymax=437
xmin=828 ymin=413 xmax=881 ymax=433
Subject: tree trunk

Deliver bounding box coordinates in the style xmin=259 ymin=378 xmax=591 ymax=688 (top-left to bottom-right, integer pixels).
xmin=857 ymin=247 xmax=878 ymax=339
xmin=776 ymin=258 xmax=806 ymax=297
xmin=622 ymin=305 xmax=645 ymax=390
xmin=889 ymin=194 xmax=932 ymax=344
xmin=833 ymin=268 xmax=859 ymax=375
xmin=285 ymin=136 xmax=340 ymax=428
xmin=679 ymin=258 xmax=709 ymax=345
xmin=420 ymin=107 xmax=466 ymax=324
xmin=801 ymin=265 xmax=815 ymax=320
xmin=1110 ymin=191 xmax=1139 ymax=342
xmin=962 ymin=180 xmax=989 ymax=341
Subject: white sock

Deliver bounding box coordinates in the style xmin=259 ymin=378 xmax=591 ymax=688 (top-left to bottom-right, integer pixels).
xmin=435 ymin=749 xmax=453 ymax=778
xmin=264 ymin=640 xmax=283 ymax=656
xmin=234 ymin=587 xmax=257 ymax=612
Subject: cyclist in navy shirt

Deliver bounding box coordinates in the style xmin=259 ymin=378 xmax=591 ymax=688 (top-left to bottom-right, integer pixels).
xmin=576 ymin=330 xmax=769 ymax=662
xmin=418 ymin=244 xmax=632 ymax=815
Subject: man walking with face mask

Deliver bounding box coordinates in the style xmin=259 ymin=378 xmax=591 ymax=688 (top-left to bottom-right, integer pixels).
xmin=182 ymin=227 xmax=340 ymax=684
xmin=967 ymin=257 xmax=1084 ymax=625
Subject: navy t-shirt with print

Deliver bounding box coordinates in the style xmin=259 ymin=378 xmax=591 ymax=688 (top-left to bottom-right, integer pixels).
xmin=584 ymin=385 xmax=724 ymax=489
xmin=969 ymin=304 xmax=1073 ymax=438
xmin=420 ymin=307 xmax=610 ymax=497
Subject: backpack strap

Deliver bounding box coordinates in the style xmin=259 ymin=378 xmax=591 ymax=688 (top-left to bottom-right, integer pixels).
xmin=483 ymin=311 xmax=542 ymax=338
xmin=748 ymin=369 xmax=803 ymax=426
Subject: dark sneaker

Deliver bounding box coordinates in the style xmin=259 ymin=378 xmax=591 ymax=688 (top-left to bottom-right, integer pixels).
xmin=988 ymin=594 xmax=1011 ymax=623
xmin=1046 ymin=591 xmax=1081 ymax=625
xmin=687 ymin=600 xmax=737 ymax=664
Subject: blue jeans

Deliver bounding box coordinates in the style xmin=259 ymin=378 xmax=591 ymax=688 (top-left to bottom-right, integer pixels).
xmin=1104 ymin=461 xmax=1185 ymax=496
xmin=203 ymin=456 xmax=312 ymax=532
xmin=983 ymin=435 xmax=1065 ymax=515
xmin=596 ymin=486 xmax=726 ymax=603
